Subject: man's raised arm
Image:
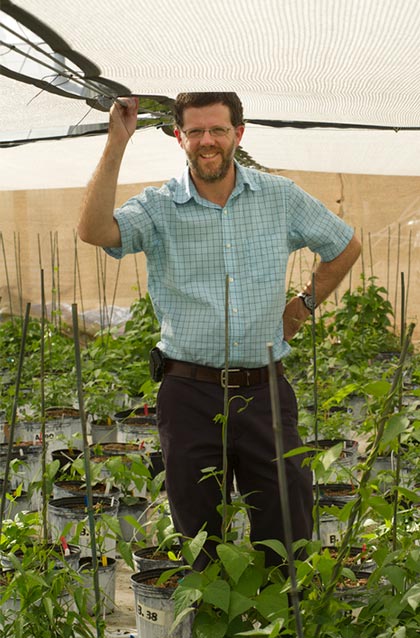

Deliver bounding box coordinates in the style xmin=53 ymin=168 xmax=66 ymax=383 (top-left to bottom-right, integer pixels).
xmin=77 ymin=97 xmax=139 ymax=247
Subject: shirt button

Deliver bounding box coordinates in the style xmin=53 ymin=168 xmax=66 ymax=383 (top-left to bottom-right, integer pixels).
xmin=229 ymin=277 xmax=234 ymax=283
xmin=233 ymin=308 xmax=238 ymax=313
xmin=223 ymin=209 xmax=228 ymax=215
xmin=233 ymin=341 xmax=239 ymax=346
xmin=226 ymin=243 xmax=231 ymax=248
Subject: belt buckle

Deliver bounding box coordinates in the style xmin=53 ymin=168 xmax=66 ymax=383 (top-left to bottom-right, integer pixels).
xmin=220 ymin=368 xmax=241 ymax=389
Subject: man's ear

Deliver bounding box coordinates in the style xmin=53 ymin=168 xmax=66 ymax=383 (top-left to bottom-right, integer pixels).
xmin=235 ymin=125 xmax=245 ymax=147
xmin=174 ymin=127 xmax=184 ymax=148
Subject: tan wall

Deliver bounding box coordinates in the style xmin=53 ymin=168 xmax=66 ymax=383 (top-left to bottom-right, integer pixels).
xmin=0 ymin=171 xmax=419 ymax=341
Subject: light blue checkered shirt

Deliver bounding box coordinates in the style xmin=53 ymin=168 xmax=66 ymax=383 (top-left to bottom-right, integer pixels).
xmin=105 ymin=162 xmax=354 ymax=368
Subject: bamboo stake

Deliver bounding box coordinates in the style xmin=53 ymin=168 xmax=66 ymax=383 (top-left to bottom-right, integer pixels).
xmin=310 ymin=274 xmax=320 ymax=541
xmin=106 ymin=260 xmax=121 ymax=344
xmin=50 ymin=231 xmax=56 ymax=324
xmin=133 ymin=253 xmax=142 ymax=298
xmin=221 ymin=274 xmax=230 ymax=542
xmin=55 ymin=232 xmax=62 ymax=332
xmin=267 ymin=344 xmax=304 ymax=638
xmin=13 ymin=232 xmax=23 ymax=321
xmin=392 ymin=272 xmax=406 ymax=554
xmin=72 ymin=303 xmax=104 ymax=637
xmin=40 ymin=270 xmax=48 ymax=544
xmin=73 ymin=231 xmax=87 ymax=336
xmin=386 ymin=226 xmax=391 ymax=302
xmin=405 ymin=230 xmax=412 ymax=319
xmin=0 ymin=303 xmax=31 ymax=535
xmin=368 ymin=231 xmax=374 ymax=280
xmin=95 ymin=248 xmax=104 ymax=333
xmin=0 ymin=232 xmax=15 ymax=324
xmin=288 ymin=251 xmax=297 ymax=292
xmin=393 ymin=224 xmax=401 ymax=333
xmin=101 ymin=252 xmax=110 ymax=330
xmin=360 ymin=228 xmax=365 ymax=291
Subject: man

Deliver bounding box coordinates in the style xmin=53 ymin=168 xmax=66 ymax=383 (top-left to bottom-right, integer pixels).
xmin=78 ymin=92 xmax=361 ymax=567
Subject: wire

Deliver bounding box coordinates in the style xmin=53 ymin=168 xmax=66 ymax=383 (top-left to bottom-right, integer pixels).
xmin=0 ymin=19 xmax=121 ymax=102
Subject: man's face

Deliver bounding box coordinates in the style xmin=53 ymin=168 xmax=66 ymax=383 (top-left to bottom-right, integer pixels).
xmin=175 ymin=104 xmax=244 ymax=183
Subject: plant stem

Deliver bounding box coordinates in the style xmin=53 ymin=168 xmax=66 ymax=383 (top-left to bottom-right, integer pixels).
xmin=267 ymin=344 xmax=304 ymax=638
xmin=0 ymin=231 xmax=15 ymax=324
xmin=311 ymin=274 xmax=320 ymax=542
xmin=73 ymin=231 xmax=87 ymax=336
xmin=393 ymin=223 xmax=401 ymax=333
xmin=40 ymin=270 xmax=48 ymax=543
xmin=13 ymin=231 xmax=23 ymax=321
xmin=313 ymin=321 xmax=415 ymax=637
xmin=392 ymin=272 xmax=406 ymax=553
xmin=0 ymin=303 xmax=31 ymax=537
xmin=72 ymin=303 xmax=104 ymax=638
xmin=222 ymin=274 xmax=230 ymax=543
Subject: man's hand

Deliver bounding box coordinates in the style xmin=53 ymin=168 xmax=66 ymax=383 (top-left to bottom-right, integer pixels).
xmin=282 ymin=234 xmax=361 ymax=342
xmin=283 ymin=296 xmax=311 ymax=342
xmin=77 ymin=96 xmax=140 ymax=247
xmin=109 ymin=96 xmax=139 ymax=146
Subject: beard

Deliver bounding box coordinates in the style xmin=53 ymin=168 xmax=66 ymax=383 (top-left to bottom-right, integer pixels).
xmin=186 ymin=140 xmax=236 ymax=183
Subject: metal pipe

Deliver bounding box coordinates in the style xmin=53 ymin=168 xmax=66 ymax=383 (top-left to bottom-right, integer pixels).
xmin=267 ymin=343 xmax=304 ymax=638
xmin=71 ymin=303 xmax=104 ymax=637
xmin=0 ymin=303 xmax=31 ymax=534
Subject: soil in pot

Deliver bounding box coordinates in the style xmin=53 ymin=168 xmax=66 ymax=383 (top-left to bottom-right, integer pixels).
xmin=52 ymin=479 xmax=120 ymax=501
xmin=133 ymin=545 xmax=182 ymax=572
xmin=131 ymin=567 xmax=193 ymax=638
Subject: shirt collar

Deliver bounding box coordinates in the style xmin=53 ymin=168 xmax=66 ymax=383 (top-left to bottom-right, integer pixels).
xmin=171 ymin=160 xmax=261 ymax=205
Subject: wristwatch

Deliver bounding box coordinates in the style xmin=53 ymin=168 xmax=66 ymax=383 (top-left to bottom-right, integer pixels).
xmin=297 ymin=292 xmax=317 ymax=313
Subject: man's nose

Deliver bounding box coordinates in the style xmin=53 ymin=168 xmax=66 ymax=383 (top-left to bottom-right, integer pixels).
xmin=199 ymin=129 xmax=215 ymax=144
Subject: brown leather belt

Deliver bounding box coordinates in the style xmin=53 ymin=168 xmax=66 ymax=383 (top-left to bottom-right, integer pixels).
xmin=164 ymin=358 xmax=284 ymax=388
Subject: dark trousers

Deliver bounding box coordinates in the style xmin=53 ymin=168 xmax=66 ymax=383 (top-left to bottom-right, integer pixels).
xmin=157 ymin=374 xmax=313 ymax=569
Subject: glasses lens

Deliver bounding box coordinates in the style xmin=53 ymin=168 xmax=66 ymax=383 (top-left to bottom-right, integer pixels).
xmin=183 ymin=127 xmax=231 ymax=139
xmin=210 ymin=127 xmax=229 ymax=137
xmin=185 ymin=129 xmax=203 ymax=139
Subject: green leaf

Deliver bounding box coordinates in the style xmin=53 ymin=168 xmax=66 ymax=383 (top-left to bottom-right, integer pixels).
xmin=194 ymin=611 xmax=228 ymax=638
xmin=236 ymin=565 xmax=264 ymax=597
xmin=401 ymin=583 xmax=420 ymax=610
xmin=228 ymin=591 xmax=254 ymax=622
xmin=382 ymin=565 xmax=406 ymax=594
xmin=382 ymin=414 xmax=410 ymax=445
xmin=170 ymin=607 xmax=196 ymax=635
xmin=320 ymin=443 xmax=344 ymax=471
xmin=367 ymin=495 xmax=394 ymax=520
xmin=202 ymin=579 xmax=231 ymax=614
xmin=43 ymin=595 xmax=54 ymax=621
xmin=254 ymin=584 xmax=289 ymax=622
xmin=117 ymin=539 xmax=134 ymax=569
xmin=217 ymin=544 xmax=251 ymax=583
xmin=364 ymin=380 xmax=391 ymax=397
xmin=182 ymin=530 xmax=208 ymax=565
xmin=174 ymin=587 xmax=202 ymax=616
xmin=255 ymin=539 xmax=287 ymax=560
xmin=283 ymin=446 xmax=314 ymax=458
xmin=236 ymin=619 xmax=285 ymax=635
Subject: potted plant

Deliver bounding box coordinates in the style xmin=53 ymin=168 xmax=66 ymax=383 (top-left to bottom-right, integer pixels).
xmin=0 ymin=510 xmax=97 ymax=637
xmin=103 ymin=451 xmax=153 ymax=543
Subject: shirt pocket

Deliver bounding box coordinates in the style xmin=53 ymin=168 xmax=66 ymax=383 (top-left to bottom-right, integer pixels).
xmin=245 ymin=234 xmax=284 ymax=283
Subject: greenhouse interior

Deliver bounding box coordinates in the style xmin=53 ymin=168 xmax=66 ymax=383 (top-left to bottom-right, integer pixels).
xmin=1 ymin=1 xmax=420 ymax=637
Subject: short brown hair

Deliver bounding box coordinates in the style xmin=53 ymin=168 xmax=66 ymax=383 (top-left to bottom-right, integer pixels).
xmin=173 ymin=92 xmax=244 ymax=129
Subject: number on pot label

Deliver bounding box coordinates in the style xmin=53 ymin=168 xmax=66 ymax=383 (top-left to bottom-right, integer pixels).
xmin=137 ymin=602 xmax=166 ymax=625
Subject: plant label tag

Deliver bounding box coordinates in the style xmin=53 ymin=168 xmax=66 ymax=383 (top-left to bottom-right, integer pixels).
xmin=137 ymin=602 xmax=169 ymax=626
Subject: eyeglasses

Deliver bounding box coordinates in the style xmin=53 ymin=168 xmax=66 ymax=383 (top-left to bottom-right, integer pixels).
xmin=181 ymin=126 xmax=233 ymax=140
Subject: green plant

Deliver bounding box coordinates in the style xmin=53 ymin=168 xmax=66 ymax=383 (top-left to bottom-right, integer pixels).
xmin=0 ymin=510 xmax=98 ymax=638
